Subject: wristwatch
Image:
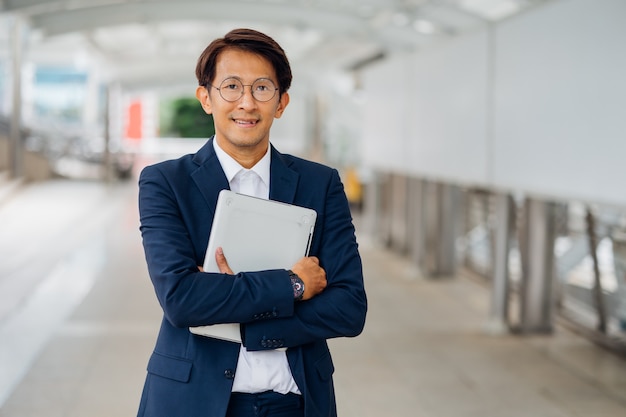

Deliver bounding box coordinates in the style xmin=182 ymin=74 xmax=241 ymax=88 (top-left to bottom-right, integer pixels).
xmin=288 ymin=270 xmax=305 ymax=301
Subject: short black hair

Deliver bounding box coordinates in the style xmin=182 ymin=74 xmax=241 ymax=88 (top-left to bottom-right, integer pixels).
xmin=195 ymin=28 xmax=292 ymax=96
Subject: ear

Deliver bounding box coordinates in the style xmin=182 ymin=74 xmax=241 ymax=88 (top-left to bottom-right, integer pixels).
xmin=196 ymin=86 xmax=213 ymax=114
xmin=274 ymin=92 xmax=290 ymax=119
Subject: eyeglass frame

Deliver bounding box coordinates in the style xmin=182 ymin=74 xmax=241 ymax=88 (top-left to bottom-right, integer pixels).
xmin=206 ymin=77 xmax=280 ymax=102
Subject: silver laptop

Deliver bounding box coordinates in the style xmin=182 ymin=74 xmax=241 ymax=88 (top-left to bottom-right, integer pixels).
xmin=190 ymin=190 xmax=317 ymax=342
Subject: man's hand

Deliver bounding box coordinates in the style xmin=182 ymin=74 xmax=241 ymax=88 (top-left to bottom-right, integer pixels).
xmin=291 ymin=257 xmax=327 ymax=301
xmin=213 ymin=248 xmax=326 ymax=301
xmin=215 ymin=247 xmax=234 ymax=274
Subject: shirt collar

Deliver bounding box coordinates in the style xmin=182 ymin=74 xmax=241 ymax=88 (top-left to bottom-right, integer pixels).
xmin=212 ymin=138 xmax=271 ymax=188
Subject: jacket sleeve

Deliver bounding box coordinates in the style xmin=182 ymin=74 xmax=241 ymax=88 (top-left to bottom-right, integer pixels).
xmin=241 ymin=169 xmax=368 ymax=350
xmin=138 ymin=164 xmax=295 ymax=329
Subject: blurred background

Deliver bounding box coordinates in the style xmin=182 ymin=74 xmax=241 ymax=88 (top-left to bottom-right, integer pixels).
xmin=1 ymin=1 xmax=626 ymax=416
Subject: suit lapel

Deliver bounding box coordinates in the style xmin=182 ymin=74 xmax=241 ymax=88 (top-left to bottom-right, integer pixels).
xmin=190 ymin=138 xmax=230 ymax=216
xmin=269 ymin=146 xmax=299 ymax=204
xmin=190 ymin=139 xmax=299 ymax=209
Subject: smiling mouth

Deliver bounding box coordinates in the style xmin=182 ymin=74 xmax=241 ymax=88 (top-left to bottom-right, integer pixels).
xmin=233 ymin=118 xmax=258 ymax=127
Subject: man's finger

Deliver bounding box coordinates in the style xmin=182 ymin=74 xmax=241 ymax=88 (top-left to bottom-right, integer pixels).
xmin=215 ymin=247 xmax=234 ymax=274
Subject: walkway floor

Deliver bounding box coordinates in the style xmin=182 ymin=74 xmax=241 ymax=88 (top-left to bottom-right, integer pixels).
xmin=1 ymin=177 xmax=626 ymax=417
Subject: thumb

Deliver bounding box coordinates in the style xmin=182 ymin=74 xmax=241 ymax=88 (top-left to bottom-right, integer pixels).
xmin=215 ymin=247 xmax=234 ymax=274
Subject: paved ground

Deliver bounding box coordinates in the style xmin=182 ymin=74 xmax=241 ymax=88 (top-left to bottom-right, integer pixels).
xmin=1 ymin=177 xmax=626 ymax=417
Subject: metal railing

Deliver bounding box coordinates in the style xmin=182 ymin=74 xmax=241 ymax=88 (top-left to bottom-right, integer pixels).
xmin=364 ymin=170 xmax=626 ymax=354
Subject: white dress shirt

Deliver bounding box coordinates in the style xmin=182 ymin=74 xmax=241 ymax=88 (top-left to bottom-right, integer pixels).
xmin=212 ymin=139 xmax=300 ymax=395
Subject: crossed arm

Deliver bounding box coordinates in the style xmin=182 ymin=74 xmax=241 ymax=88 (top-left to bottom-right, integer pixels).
xmin=211 ymin=247 xmax=328 ymax=301
xmin=139 ymin=165 xmax=367 ymax=351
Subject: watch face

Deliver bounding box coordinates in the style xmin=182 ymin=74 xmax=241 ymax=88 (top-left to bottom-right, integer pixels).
xmin=294 ymin=280 xmax=304 ymax=297
xmin=290 ymin=272 xmax=305 ymax=300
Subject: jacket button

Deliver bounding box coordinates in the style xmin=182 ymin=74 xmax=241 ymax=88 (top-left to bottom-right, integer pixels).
xmin=224 ymin=369 xmax=235 ymax=379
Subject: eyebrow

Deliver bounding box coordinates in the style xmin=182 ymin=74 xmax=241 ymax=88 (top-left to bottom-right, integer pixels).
xmin=221 ymin=75 xmax=276 ymax=83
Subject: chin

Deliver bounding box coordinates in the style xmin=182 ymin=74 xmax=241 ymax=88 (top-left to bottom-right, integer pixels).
xmin=235 ymin=134 xmax=268 ymax=147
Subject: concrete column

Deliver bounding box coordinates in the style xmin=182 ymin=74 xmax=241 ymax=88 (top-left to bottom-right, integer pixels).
xmin=424 ymin=182 xmax=462 ymax=277
xmin=9 ymin=17 xmax=23 ymax=179
xmin=83 ymin=67 xmax=100 ymax=128
xmin=518 ymin=198 xmax=558 ymax=333
xmin=485 ymin=193 xmax=514 ymax=334
xmin=407 ymin=177 xmax=426 ymax=270
xmin=586 ymin=209 xmax=607 ymax=333
xmin=363 ymin=170 xmax=383 ymax=244
xmin=102 ymin=85 xmax=112 ymax=182
xmin=389 ymin=173 xmax=409 ymax=253
xmin=611 ymin=230 xmax=626 ymax=330
xmin=377 ymin=172 xmax=393 ymax=247
xmin=423 ymin=180 xmax=439 ymax=274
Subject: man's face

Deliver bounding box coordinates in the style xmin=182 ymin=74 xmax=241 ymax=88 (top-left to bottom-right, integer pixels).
xmin=196 ymin=48 xmax=289 ymax=162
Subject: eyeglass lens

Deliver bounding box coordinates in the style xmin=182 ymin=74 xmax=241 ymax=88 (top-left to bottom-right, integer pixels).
xmin=218 ymin=78 xmax=277 ymax=102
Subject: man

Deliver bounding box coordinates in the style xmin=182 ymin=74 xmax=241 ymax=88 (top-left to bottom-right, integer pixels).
xmin=137 ymin=28 xmax=367 ymax=417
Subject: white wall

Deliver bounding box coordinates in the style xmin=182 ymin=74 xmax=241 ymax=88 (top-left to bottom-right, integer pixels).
xmin=361 ymin=0 xmax=626 ymax=206
xmin=406 ymin=29 xmax=489 ymax=185
xmin=362 ymin=53 xmax=414 ymax=172
xmin=493 ymin=0 xmax=626 ymax=205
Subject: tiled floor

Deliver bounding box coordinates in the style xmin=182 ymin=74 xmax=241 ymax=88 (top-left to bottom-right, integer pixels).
xmin=1 ymin=178 xmax=626 ymax=417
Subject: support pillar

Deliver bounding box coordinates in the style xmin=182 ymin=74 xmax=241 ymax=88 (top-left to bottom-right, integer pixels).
xmin=389 ymin=174 xmax=409 ymax=253
xmin=102 ymin=85 xmax=112 ymax=182
xmin=363 ymin=170 xmax=383 ymax=245
xmin=407 ymin=177 xmax=426 ymax=270
xmin=377 ymin=172 xmax=393 ymax=247
xmin=611 ymin=230 xmax=626 ymax=330
xmin=9 ymin=17 xmax=23 ymax=179
xmin=518 ymin=198 xmax=558 ymax=333
xmin=485 ymin=193 xmax=514 ymax=334
xmin=424 ymin=182 xmax=461 ymax=277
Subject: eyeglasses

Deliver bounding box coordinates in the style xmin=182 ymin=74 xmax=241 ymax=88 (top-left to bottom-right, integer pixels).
xmin=209 ymin=77 xmax=278 ymax=102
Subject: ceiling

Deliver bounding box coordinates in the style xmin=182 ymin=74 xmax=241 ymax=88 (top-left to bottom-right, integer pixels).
xmin=1 ymin=0 xmax=547 ymax=91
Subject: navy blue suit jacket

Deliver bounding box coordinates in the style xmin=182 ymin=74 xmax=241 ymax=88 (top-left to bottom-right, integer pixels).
xmin=137 ymin=138 xmax=367 ymax=417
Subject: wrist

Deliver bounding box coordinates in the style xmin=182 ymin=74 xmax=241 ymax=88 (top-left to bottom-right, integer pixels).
xmin=288 ymin=270 xmax=305 ymax=301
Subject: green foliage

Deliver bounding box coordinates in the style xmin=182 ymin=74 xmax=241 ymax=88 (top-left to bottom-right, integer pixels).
xmin=161 ymin=97 xmax=215 ymax=138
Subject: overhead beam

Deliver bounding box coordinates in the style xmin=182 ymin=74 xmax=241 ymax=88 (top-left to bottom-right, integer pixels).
xmin=28 ymin=1 xmax=365 ymax=37
xmin=19 ymin=0 xmax=425 ymax=52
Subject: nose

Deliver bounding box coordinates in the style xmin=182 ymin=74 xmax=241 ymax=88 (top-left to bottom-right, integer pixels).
xmin=238 ymin=85 xmax=257 ymax=107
